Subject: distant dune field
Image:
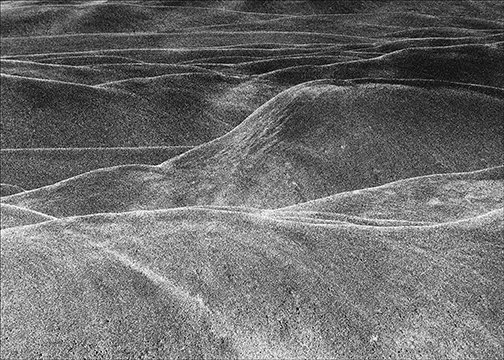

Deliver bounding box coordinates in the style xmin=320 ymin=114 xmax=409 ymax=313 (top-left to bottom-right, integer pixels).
xmin=1 ymin=1 xmax=503 ymax=359
xmin=2 ymin=0 xmax=503 ymax=149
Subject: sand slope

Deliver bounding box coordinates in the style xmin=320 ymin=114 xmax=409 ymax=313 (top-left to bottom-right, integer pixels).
xmin=0 ymin=72 xmax=280 ymax=148
xmin=2 ymin=202 xmax=502 ymax=359
xmin=271 ymin=166 xmax=504 ymax=224
xmin=0 ymin=203 xmax=56 ymax=229
xmin=0 ymin=146 xmax=192 ymax=190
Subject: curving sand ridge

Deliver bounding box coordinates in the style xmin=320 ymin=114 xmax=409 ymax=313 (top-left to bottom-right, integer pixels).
xmin=3 ymin=79 xmax=502 ymax=217
xmin=271 ymin=166 xmax=504 ymax=224
xmin=0 ymin=183 xmax=25 ymax=197
xmin=0 ymin=59 xmax=217 ymax=85
xmin=0 ymin=203 xmax=56 ymax=229
xmin=1 ymin=202 xmax=502 ymax=359
xmin=259 ymin=44 xmax=504 ymax=87
xmin=0 ymin=146 xmax=193 ymax=190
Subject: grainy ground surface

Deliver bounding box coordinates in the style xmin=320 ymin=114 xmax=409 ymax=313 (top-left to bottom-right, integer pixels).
xmin=1 ymin=1 xmax=503 ymax=359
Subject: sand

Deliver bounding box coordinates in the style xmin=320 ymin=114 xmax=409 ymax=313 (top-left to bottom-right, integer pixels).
xmin=1 ymin=1 xmax=503 ymax=359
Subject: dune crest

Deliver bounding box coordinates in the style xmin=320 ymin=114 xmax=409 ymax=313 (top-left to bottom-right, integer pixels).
xmin=0 ymin=203 xmax=56 ymax=229
xmin=273 ymin=166 xmax=504 ymax=224
xmin=0 ymin=183 xmax=25 ymax=196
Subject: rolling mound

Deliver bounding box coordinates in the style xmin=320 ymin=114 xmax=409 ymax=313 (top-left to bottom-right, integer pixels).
xmin=260 ymin=44 xmax=504 ymax=88
xmin=0 ymin=59 xmax=215 ymax=85
xmin=0 ymin=1 xmax=280 ymax=37
xmin=0 ymin=146 xmax=192 ymax=190
xmin=2 ymin=201 xmax=502 ymax=359
xmin=271 ymin=166 xmax=504 ymax=224
xmin=0 ymin=203 xmax=55 ymax=229
xmin=3 ymin=79 xmax=503 ymax=217
xmin=0 ymin=72 xmax=279 ymax=148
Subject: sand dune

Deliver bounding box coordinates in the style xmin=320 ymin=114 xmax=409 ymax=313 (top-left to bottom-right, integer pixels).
xmin=0 ymin=146 xmax=192 ymax=190
xmin=383 ymin=27 xmax=502 ymax=38
xmin=3 ymin=44 xmax=342 ymax=65
xmin=0 ymin=59 xmax=215 ymax=85
xmin=2 ymin=2 xmax=502 ymax=150
xmin=368 ymin=33 xmax=503 ymax=53
xmin=0 ymin=203 xmax=56 ymax=229
xmin=260 ymin=44 xmax=504 ymax=87
xmin=0 ymin=72 xmax=279 ymax=147
xmin=178 ymin=15 xmax=504 ymax=38
xmin=3 ymin=79 xmax=502 ymax=217
xmin=1 ymin=202 xmax=502 ymax=359
xmin=2 ymin=1 xmax=503 ymax=359
xmin=1 ymin=31 xmax=371 ymax=57
xmin=272 ymin=166 xmax=504 ymax=224
xmin=2 ymin=1 xmax=502 ymax=37
xmin=3 ymin=43 xmax=501 ymax=150
xmin=0 ymin=1 xmax=280 ymax=37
